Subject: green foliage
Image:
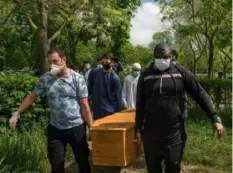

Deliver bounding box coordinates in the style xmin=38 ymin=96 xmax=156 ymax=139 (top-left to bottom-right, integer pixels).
xmin=1 ymin=0 xmax=141 ymax=72
xmin=120 ymin=43 xmax=151 ymax=66
xmin=198 ymin=78 xmax=232 ymax=110
xmin=149 ymin=30 xmax=173 ymax=50
xmin=0 ymin=72 xmax=49 ymax=129
xmin=0 ymin=56 xmax=5 ymax=71
xmin=157 ymin=0 xmax=232 ymax=78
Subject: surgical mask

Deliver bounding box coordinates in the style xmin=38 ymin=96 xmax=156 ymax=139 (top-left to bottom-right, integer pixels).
xmin=102 ymin=63 xmax=112 ymax=70
xmin=171 ymin=60 xmax=177 ymax=65
xmin=84 ymin=64 xmax=90 ymax=69
xmin=50 ymin=64 xmax=64 ymax=75
xmin=132 ymin=70 xmax=140 ymax=77
xmin=97 ymin=64 xmax=103 ymax=68
xmin=154 ymin=59 xmax=171 ymax=71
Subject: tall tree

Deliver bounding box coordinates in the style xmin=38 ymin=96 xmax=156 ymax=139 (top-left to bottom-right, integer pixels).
xmin=149 ymin=30 xmax=173 ymax=50
xmin=7 ymin=0 xmax=87 ymax=73
xmin=158 ymin=0 xmax=232 ymax=78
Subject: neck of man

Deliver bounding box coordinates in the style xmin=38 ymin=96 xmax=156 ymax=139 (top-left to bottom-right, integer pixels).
xmin=58 ymin=66 xmax=70 ymax=76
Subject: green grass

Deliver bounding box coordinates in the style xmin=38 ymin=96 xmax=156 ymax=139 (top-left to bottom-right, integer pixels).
xmin=183 ymin=120 xmax=232 ymax=172
xmin=66 ymin=117 xmax=232 ymax=173
xmin=0 ymin=126 xmax=50 ymax=173
xmin=0 ymin=124 xmax=79 ymax=173
xmin=0 ymin=108 xmax=232 ymax=173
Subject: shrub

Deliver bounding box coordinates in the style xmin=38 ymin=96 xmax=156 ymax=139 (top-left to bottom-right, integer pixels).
xmin=0 ymin=72 xmax=49 ymax=130
xmin=186 ymin=78 xmax=232 ymax=123
xmin=198 ymin=78 xmax=232 ymax=109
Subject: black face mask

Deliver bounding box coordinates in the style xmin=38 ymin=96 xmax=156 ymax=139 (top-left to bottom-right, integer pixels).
xmin=102 ymin=63 xmax=111 ymax=70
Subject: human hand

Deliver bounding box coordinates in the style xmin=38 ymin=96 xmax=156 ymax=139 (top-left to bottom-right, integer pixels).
xmin=212 ymin=122 xmax=224 ymax=139
xmin=9 ymin=111 xmax=20 ymax=129
xmin=124 ymin=102 xmax=128 ymax=109
xmin=135 ymin=132 xmax=142 ymax=143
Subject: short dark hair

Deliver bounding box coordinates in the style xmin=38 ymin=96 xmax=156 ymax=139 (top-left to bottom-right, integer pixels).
xmin=97 ymin=57 xmax=102 ymax=62
xmin=153 ymin=43 xmax=172 ymax=59
xmin=172 ymin=49 xmax=178 ymax=60
xmin=47 ymin=47 xmax=65 ymax=58
xmin=101 ymin=52 xmax=114 ymax=60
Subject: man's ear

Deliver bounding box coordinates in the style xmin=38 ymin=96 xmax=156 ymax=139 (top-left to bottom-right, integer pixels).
xmin=62 ymin=56 xmax=67 ymax=63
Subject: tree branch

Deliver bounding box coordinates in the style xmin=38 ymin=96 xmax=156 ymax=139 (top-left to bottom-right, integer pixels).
xmin=48 ymin=22 xmax=66 ymax=44
xmin=195 ymin=34 xmax=207 ymax=62
xmin=220 ymin=49 xmax=232 ymax=62
xmin=48 ymin=0 xmax=88 ymax=43
xmin=188 ymin=41 xmax=196 ymax=58
xmin=1 ymin=7 xmax=16 ymax=25
xmin=27 ymin=14 xmax=38 ymax=30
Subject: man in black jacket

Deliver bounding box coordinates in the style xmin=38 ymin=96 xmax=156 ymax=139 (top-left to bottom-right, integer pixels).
xmin=135 ymin=43 xmax=224 ymax=173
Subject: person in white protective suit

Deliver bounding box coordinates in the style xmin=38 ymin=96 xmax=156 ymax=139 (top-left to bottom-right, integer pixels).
xmin=122 ymin=63 xmax=141 ymax=108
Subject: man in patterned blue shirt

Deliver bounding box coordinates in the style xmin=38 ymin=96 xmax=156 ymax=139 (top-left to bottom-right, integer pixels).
xmin=9 ymin=48 xmax=93 ymax=173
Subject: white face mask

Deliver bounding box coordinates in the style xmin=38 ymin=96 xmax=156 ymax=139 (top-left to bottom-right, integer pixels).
xmin=154 ymin=59 xmax=171 ymax=71
xmin=84 ymin=64 xmax=90 ymax=69
xmin=132 ymin=70 xmax=140 ymax=77
xmin=50 ymin=64 xmax=64 ymax=75
xmin=97 ymin=64 xmax=103 ymax=68
xmin=172 ymin=60 xmax=177 ymax=65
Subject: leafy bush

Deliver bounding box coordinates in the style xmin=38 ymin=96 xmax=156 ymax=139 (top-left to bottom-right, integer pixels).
xmin=0 ymin=72 xmax=49 ymax=130
xmin=0 ymin=73 xmax=231 ymax=127
xmin=198 ymin=78 xmax=232 ymax=109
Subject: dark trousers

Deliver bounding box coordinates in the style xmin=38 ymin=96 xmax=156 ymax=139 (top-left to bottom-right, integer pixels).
xmin=143 ymin=141 xmax=185 ymax=173
xmin=47 ymin=124 xmax=91 ymax=173
xmin=143 ymin=127 xmax=186 ymax=173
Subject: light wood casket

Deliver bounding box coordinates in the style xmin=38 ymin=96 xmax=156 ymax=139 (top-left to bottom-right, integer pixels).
xmin=90 ymin=108 xmax=141 ymax=166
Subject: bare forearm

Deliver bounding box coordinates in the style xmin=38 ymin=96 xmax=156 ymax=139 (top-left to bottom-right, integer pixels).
xmin=17 ymin=92 xmax=37 ymax=113
xmin=81 ymin=104 xmax=93 ymax=128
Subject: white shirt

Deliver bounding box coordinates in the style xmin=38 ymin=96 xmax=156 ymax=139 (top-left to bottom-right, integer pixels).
xmin=81 ymin=69 xmax=91 ymax=83
xmin=122 ymin=74 xmax=139 ymax=108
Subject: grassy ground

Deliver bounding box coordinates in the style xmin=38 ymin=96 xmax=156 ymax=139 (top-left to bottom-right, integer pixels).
xmin=66 ymin=119 xmax=232 ymax=173
xmin=0 ymin=110 xmax=231 ymax=173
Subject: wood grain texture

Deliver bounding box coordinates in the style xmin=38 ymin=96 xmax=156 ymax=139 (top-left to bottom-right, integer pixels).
xmin=91 ymin=109 xmax=141 ymax=167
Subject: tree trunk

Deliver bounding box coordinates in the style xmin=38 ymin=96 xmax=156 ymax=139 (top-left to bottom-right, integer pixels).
xmin=38 ymin=1 xmax=49 ymax=74
xmin=38 ymin=28 xmax=49 ymax=73
xmin=208 ymin=39 xmax=214 ymax=79
xmin=223 ymin=66 xmax=227 ymax=78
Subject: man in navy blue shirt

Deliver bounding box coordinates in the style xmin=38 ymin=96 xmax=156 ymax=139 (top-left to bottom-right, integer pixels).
xmin=88 ymin=52 xmax=123 ymax=120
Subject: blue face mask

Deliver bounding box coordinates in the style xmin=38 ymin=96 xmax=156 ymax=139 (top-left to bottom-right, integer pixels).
xmin=154 ymin=59 xmax=171 ymax=71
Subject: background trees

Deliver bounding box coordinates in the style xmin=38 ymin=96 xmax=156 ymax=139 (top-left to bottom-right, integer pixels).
xmin=0 ymin=0 xmax=231 ymax=78
xmin=156 ymin=0 xmax=232 ymax=78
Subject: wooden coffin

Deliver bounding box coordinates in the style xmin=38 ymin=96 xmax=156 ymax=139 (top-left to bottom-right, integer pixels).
xmin=90 ymin=108 xmax=141 ymax=166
